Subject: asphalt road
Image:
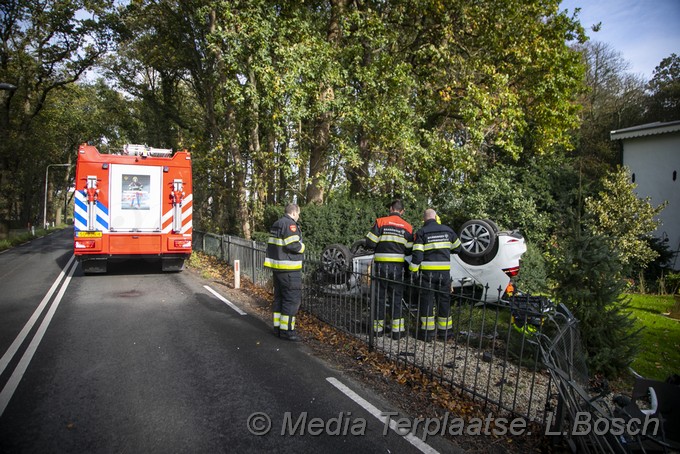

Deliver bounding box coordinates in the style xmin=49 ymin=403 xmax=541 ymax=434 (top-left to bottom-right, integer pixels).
xmin=0 ymin=228 xmax=459 ymax=453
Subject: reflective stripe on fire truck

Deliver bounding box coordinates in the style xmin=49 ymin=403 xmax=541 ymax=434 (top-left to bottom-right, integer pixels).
xmin=161 ymin=193 xmax=193 ymax=234
xmin=74 ymin=191 xmax=109 ymax=232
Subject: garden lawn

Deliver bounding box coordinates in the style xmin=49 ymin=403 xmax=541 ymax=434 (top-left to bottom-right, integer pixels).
xmin=626 ymin=293 xmax=680 ymax=380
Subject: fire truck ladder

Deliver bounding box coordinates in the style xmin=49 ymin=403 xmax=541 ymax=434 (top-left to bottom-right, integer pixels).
xmin=172 ymin=179 xmax=184 ymax=233
xmin=86 ymin=176 xmax=98 ymax=230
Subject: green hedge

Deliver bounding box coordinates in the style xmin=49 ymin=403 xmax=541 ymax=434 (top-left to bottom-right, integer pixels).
xmin=259 ymin=197 xmax=429 ymax=255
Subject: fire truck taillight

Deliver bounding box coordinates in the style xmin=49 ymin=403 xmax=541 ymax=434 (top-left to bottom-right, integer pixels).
xmin=503 ymin=266 xmax=520 ymax=278
xmin=75 ymin=240 xmax=96 ymax=249
xmin=174 ymin=239 xmax=192 ymax=249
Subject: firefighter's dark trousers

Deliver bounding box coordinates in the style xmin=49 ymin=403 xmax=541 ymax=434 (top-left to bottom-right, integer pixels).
xmin=272 ymin=270 xmax=302 ymax=332
xmin=372 ymin=262 xmax=405 ymax=333
xmin=418 ymin=270 xmax=452 ymax=332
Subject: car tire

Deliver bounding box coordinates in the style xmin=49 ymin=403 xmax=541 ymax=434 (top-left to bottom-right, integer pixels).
xmin=320 ymin=243 xmax=353 ymax=283
xmin=459 ymin=219 xmax=498 ymax=258
xmin=484 ymin=219 xmax=500 ymax=233
xmin=350 ymin=239 xmax=372 ymax=256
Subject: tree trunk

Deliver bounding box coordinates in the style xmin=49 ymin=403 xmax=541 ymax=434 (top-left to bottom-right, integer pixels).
xmin=306 ymin=0 xmax=345 ymax=204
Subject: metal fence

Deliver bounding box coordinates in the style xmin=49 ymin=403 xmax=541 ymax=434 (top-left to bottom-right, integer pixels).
xmin=193 ymin=231 xmax=269 ymax=287
xmin=191 ymin=230 xmax=672 ymax=452
xmin=193 ymin=230 xmax=559 ymax=424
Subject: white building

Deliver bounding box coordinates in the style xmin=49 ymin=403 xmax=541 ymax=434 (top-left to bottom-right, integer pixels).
xmin=611 ymin=120 xmax=680 ymax=270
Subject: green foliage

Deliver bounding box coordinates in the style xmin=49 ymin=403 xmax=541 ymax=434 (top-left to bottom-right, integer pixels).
xmin=664 ymin=273 xmax=680 ymax=295
xmin=452 ymin=165 xmax=552 ymax=244
xmin=259 ymin=196 xmax=429 ymax=255
xmin=585 ymin=167 xmax=665 ymax=271
xmin=645 ymin=53 xmax=680 ymax=123
xmin=549 ymin=226 xmax=640 ymax=378
xmin=515 ymin=242 xmax=549 ymax=294
xmin=629 ymin=237 xmax=677 ymax=294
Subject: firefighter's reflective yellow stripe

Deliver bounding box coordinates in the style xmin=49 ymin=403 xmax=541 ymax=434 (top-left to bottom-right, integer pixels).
xmin=377 ymin=234 xmax=409 ymax=245
xmin=391 ymin=318 xmax=405 ymax=332
xmin=373 ymin=320 xmax=385 ymax=333
xmin=437 ymin=316 xmax=453 ymax=330
xmin=451 ymin=238 xmax=461 ymax=249
xmin=273 ymin=312 xmax=281 ymax=327
xmin=374 ymin=253 xmax=405 ymax=262
xmin=264 ymin=258 xmax=303 ymax=270
xmin=366 ymin=232 xmax=379 ymax=243
xmin=420 ymin=261 xmax=451 ymax=271
xmin=409 ymin=262 xmax=420 ymax=272
xmin=280 ymin=315 xmax=296 ymax=331
xmin=420 ymin=316 xmax=435 ymax=331
xmin=268 ymin=235 xmax=301 ymax=246
xmin=422 ymin=241 xmax=452 ymax=251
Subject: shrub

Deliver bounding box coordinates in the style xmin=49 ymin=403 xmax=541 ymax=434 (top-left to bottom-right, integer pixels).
xmin=549 ymin=226 xmax=640 ymax=378
xmin=515 ymin=242 xmax=549 ymax=294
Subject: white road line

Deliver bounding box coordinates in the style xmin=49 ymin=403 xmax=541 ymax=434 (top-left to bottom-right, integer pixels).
xmin=203 ymin=285 xmax=247 ymax=316
xmin=326 ymin=377 xmax=440 ymax=454
xmin=0 ymin=257 xmax=78 ymax=417
xmin=0 ymin=255 xmax=76 ymax=377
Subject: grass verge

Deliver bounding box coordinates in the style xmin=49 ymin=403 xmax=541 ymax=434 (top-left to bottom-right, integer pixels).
xmin=626 ymin=293 xmax=680 ymax=380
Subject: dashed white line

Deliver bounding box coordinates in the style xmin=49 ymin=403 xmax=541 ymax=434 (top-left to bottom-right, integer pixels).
xmin=203 ymin=285 xmax=247 ymax=316
xmin=326 ymin=377 xmax=440 ymax=454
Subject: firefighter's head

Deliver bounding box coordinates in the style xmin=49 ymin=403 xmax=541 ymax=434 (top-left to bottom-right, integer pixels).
xmin=389 ymin=199 xmax=405 ymax=215
xmin=285 ymin=203 xmax=300 ymax=222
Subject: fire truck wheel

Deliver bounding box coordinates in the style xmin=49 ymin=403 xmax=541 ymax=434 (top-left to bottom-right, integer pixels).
xmin=81 ymin=259 xmax=107 ymax=274
xmin=161 ymin=258 xmax=186 ymax=272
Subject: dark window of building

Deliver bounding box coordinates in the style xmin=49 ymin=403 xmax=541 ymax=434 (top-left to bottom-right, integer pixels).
xmin=674 ymin=170 xmax=677 ymax=181
xmin=632 ymin=173 xmax=636 ymax=183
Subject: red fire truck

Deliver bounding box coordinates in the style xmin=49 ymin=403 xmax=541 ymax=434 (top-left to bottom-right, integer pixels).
xmin=73 ymin=143 xmax=192 ymax=273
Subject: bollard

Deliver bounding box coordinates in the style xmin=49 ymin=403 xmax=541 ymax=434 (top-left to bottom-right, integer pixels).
xmin=234 ymin=259 xmax=241 ymax=289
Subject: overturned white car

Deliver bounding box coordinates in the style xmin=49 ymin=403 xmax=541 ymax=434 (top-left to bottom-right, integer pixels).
xmin=318 ymin=219 xmax=527 ymax=303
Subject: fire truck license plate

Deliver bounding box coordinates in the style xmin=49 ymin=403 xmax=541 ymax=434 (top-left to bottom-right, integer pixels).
xmin=77 ymin=231 xmax=102 ymax=238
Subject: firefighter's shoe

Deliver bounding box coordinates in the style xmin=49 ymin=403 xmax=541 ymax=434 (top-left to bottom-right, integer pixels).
xmin=418 ymin=331 xmax=435 ymax=342
xmin=391 ymin=331 xmax=405 ymax=340
xmin=437 ymin=330 xmax=453 ymax=340
xmin=273 ymin=326 xmax=280 ymax=337
xmin=373 ymin=330 xmax=384 ymax=338
xmin=280 ymin=330 xmax=300 ymax=342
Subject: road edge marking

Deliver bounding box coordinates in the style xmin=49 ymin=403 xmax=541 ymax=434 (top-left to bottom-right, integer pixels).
xmin=326 ymin=377 xmax=440 ymax=454
xmin=203 ymin=285 xmax=247 ymax=316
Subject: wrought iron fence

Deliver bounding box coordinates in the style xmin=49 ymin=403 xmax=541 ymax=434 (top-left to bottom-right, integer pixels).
xmin=193 ymin=230 xmax=559 ymax=424
xmin=192 ymin=230 xmax=668 ymax=452
xmin=305 ymin=261 xmax=557 ymax=424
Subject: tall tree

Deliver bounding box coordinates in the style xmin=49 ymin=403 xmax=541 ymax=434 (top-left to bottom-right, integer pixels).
xmin=646 ymin=53 xmax=680 ymax=123
xmin=0 ymin=0 xmax=114 ymax=225
xmin=574 ymin=41 xmax=646 ymax=179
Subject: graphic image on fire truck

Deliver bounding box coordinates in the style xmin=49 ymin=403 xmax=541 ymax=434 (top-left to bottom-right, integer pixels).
xmin=122 ymin=174 xmax=150 ymax=210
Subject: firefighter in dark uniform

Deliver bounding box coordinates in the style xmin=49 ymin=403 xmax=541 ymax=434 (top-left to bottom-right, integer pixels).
xmin=409 ymin=209 xmax=461 ymax=341
xmin=264 ymin=203 xmax=305 ymax=341
xmin=365 ymin=199 xmax=414 ymax=339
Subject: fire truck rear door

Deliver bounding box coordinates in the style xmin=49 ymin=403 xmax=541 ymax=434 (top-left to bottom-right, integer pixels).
xmin=109 ymin=164 xmax=163 ymax=231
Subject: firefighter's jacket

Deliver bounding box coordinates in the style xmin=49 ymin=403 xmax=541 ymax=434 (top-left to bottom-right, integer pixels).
xmin=365 ymin=212 xmax=414 ymax=263
xmin=264 ymin=214 xmax=305 ymax=271
xmin=409 ymin=219 xmax=461 ymax=273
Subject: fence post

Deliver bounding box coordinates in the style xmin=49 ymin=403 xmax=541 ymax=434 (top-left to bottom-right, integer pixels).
xmin=227 ymin=235 xmax=231 ymax=265
xmin=234 ymin=260 xmax=241 ymax=289
xmin=368 ymin=270 xmax=375 ymax=351
xmin=251 ymin=240 xmax=257 ymax=284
